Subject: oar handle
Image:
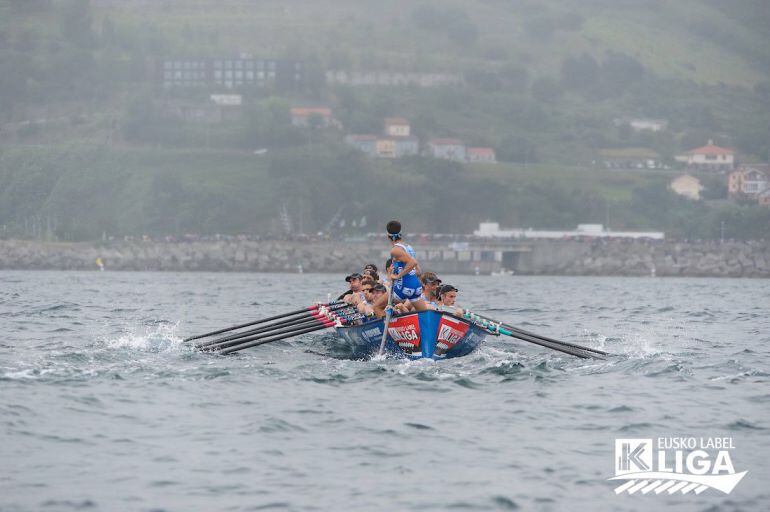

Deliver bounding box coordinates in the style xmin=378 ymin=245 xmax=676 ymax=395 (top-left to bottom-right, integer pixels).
xmin=219 ymin=321 xmax=339 ymax=355
xmin=183 ymin=301 xmax=346 ymax=342
xmin=198 ymin=306 xmax=360 ymax=351
xmin=200 ymin=317 xmax=327 ymax=352
xmin=195 ymin=309 xmax=328 ymax=348
xmin=219 ymin=324 xmax=333 ymax=355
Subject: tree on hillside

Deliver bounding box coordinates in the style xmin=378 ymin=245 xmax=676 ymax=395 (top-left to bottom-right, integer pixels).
xmin=560 ymin=53 xmax=600 ymax=91
xmin=601 ymin=52 xmax=645 ymax=91
xmin=531 ymin=76 xmax=563 ymax=102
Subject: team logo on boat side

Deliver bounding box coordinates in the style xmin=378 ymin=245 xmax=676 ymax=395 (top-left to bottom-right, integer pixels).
xmin=609 ymin=438 xmax=748 ymax=495
xmin=387 ymin=314 xmax=421 ymax=355
xmin=434 ymin=316 xmax=470 ymax=356
xmin=362 ymin=326 xmax=383 ymax=342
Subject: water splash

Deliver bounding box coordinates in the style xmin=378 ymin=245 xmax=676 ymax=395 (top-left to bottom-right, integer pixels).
xmin=100 ymin=321 xmax=184 ymax=353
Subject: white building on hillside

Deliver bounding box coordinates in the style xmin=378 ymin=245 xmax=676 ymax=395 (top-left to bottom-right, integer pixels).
xmin=677 ymin=139 xmax=735 ymax=171
xmin=474 ymin=222 xmax=664 ymax=240
xmin=669 ymin=174 xmax=704 ymax=200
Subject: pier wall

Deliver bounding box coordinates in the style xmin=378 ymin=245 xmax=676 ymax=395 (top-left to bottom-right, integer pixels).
xmin=0 ymin=239 xmax=768 ymax=277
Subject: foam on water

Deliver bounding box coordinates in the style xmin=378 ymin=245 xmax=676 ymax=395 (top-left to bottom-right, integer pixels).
xmin=101 ymin=321 xmax=184 ymax=353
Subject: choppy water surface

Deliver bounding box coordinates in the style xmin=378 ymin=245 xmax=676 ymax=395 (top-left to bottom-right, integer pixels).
xmin=1 ymin=271 xmax=768 ymax=512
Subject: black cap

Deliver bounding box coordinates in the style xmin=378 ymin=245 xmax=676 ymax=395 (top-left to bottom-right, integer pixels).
xmin=345 ymin=272 xmax=363 ymax=282
xmin=386 ymin=220 xmax=401 ymax=235
xmin=371 ymin=283 xmax=387 ymax=293
xmin=364 ymin=263 xmax=378 ymax=272
xmin=438 ymin=284 xmax=458 ymax=297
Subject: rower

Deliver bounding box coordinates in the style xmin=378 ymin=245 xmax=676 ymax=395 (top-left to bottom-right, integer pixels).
xmin=356 ymin=279 xmax=375 ymax=315
xmin=436 ymin=284 xmax=463 ymax=316
xmin=363 ymin=267 xmax=380 ymax=283
xmin=337 ymin=272 xmax=364 ymax=303
xmin=383 ymin=220 xmax=428 ymax=311
xmin=396 ymin=271 xmax=441 ymax=312
xmin=419 ymin=271 xmax=442 ymax=310
xmin=358 ymin=282 xmax=388 ymax=318
xmin=381 ymin=258 xmax=393 ymax=286
xmin=368 ymin=283 xmax=389 ymax=318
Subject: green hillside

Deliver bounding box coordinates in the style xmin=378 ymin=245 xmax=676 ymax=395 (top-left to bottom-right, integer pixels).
xmin=2 ymin=144 xmax=768 ymax=241
xmin=98 ymin=0 xmax=770 ymax=86
xmin=1 ymin=0 xmax=769 ymax=240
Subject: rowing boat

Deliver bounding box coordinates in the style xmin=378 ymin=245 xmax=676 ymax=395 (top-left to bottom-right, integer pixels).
xmin=334 ymin=309 xmax=497 ymax=360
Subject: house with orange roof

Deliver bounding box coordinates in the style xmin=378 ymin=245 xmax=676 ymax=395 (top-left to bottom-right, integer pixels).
xmin=467 ymin=147 xmax=497 ymax=164
xmin=677 ymin=139 xmax=735 ymax=171
xmin=290 ymin=107 xmax=335 ymax=128
xmin=427 ymin=138 xmax=466 ymax=162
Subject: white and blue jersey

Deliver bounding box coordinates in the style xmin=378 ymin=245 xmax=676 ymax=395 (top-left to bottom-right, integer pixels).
xmin=392 ymin=242 xmax=423 ymax=300
xmin=420 ymin=293 xmax=438 ymax=309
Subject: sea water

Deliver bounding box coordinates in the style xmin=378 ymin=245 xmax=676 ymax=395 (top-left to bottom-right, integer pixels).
xmin=1 ymin=271 xmax=768 ymax=511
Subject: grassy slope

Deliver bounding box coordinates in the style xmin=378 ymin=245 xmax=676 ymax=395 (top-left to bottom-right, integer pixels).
xmin=4 ymin=1 xmax=767 ymax=239
xmin=0 ymin=146 xmax=274 ymax=237
xmin=95 ymin=0 xmax=770 ymax=86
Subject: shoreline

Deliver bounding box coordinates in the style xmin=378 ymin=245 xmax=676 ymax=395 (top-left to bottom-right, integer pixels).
xmin=1 ymin=238 xmax=768 ymax=278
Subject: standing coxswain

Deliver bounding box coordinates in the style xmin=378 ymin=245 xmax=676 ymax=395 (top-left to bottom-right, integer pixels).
xmin=381 ymin=220 xmax=428 ymax=312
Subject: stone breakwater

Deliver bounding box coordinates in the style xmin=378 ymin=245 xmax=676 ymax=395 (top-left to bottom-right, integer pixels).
xmin=521 ymin=240 xmax=770 ymax=277
xmin=0 ymin=239 xmax=768 ymax=277
xmin=0 ymin=240 xmax=372 ymax=273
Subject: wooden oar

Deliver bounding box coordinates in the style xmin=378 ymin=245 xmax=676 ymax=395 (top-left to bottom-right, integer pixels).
xmin=183 ymin=301 xmax=344 ymax=342
xmin=377 ymin=284 xmax=395 ymax=356
xmin=195 ymin=306 xmax=356 ymax=350
xmin=463 ymin=311 xmax=608 ymax=359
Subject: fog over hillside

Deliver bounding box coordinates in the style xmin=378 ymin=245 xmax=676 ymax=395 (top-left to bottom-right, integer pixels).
xmin=0 ymin=0 xmax=769 ymax=239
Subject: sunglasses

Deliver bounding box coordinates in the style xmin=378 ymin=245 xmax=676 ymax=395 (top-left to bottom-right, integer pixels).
xmin=363 ymin=287 xmax=373 ymax=292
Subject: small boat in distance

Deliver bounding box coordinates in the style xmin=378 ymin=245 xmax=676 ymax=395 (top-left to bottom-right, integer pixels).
xmin=335 ymin=310 xmax=497 ymax=360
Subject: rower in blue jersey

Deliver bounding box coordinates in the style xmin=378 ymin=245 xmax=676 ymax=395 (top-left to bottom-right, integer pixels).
xmin=384 ymin=220 xmax=429 ymax=311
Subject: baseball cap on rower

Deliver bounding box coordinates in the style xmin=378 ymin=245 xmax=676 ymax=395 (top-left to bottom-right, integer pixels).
xmin=345 ymin=272 xmax=363 ymax=282
xmin=420 ymin=271 xmax=442 ymax=285
xmin=438 ymin=284 xmax=458 ymax=297
xmin=371 ymin=283 xmax=387 ymax=293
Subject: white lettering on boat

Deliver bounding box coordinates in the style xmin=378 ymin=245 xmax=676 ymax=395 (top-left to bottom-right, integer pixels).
xmin=387 ymin=315 xmax=421 ymax=353
xmin=435 ymin=316 xmax=470 ymax=355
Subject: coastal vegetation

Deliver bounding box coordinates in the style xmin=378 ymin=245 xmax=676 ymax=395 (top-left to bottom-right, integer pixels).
xmin=0 ymin=0 xmax=769 ymax=240
xmin=2 ymin=145 xmax=768 ymax=240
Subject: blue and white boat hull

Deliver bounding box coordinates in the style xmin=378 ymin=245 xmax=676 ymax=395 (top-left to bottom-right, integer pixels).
xmin=334 ymin=310 xmax=491 ymax=360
